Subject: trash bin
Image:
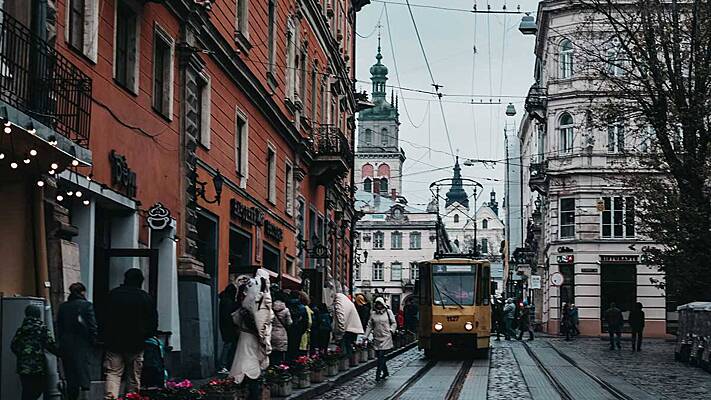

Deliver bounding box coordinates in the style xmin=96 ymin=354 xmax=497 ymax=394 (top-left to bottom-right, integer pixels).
xmin=676 ymin=302 xmax=711 ymax=368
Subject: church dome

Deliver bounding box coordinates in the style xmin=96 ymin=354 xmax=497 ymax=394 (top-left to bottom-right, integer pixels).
xmin=370 ymin=51 xmax=388 ymax=77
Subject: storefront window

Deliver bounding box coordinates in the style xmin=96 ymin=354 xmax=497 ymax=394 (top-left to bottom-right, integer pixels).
xmin=263 ymin=243 xmax=280 ymax=274
xmin=229 ymin=226 xmax=251 ymax=274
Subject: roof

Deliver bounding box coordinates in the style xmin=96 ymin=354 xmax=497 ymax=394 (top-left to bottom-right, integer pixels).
xmin=355 ymin=190 xmax=424 ymax=213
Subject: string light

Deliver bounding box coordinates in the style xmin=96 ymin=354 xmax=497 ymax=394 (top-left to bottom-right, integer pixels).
xmin=29 ymin=149 xmax=37 ymax=156
xmin=3 ymin=121 xmax=10 ymax=127
xmin=56 ymin=195 xmax=64 ymax=201
xmin=48 ymin=169 xmax=55 ymax=175
xmin=82 ymin=199 xmax=90 ymax=206
xmin=10 ymin=162 xmax=18 ymax=169
xmin=67 ymin=190 xmax=74 ymax=196
xmin=36 ymin=180 xmax=44 ymax=187
xmin=75 ymin=191 xmax=82 ymax=198
xmin=0 ymin=153 xmax=4 ymax=160
xmin=50 ymin=163 xmax=58 ymax=170
xmin=27 ymin=128 xmax=36 ymax=134
xmin=71 ymin=160 xmax=79 ymax=166
xmin=3 ymin=127 xmax=11 ymax=134
xmin=23 ymin=158 xmax=30 ymax=164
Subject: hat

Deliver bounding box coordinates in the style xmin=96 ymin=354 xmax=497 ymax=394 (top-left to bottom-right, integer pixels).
xmin=374 ymin=297 xmax=387 ymax=307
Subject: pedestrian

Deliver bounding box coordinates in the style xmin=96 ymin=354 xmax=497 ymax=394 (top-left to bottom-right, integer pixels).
xmin=354 ymin=293 xmax=371 ymax=331
xmin=57 ymin=282 xmax=97 ymax=400
xmin=218 ymin=282 xmax=239 ymax=374
xmin=314 ymin=303 xmax=333 ymax=352
xmin=396 ymin=308 xmax=405 ymax=330
xmin=332 ymin=292 xmax=364 ymax=360
xmin=629 ymin=302 xmax=645 ymax=352
xmin=103 ymin=268 xmax=158 ymax=399
xmin=298 ymin=291 xmax=313 ymax=356
xmin=561 ymin=303 xmax=572 ymax=341
xmin=605 ymin=302 xmax=623 ymax=350
xmin=570 ymin=303 xmax=580 ymax=336
xmin=503 ymin=298 xmax=516 ymax=340
xmin=364 ymin=297 xmax=397 ymax=382
xmin=11 ymin=304 xmax=59 ymax=400
xmin=517 ymin=301 xmax=534 ymax=341
xmin=492 ymin=297 xmax=504 ymax=341
xmin=403 ymin=297 xmax=419 ymax=336
xmin=285 ymin=292 xmax=307 ymax=362
xmin=270 ymin=292 xmax=292 ymax=365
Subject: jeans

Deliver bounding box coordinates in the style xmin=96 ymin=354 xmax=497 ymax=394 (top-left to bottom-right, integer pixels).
xmin=375 ymin=350 xmax=389 ymax=379
xmin=220 ymin=340 xmax=238 ymax=370
xmin=609 ymin=330 xmax=622 ymax=349
xmin=631 ymin=329 xmax=643 ymax=351
xmin=342 ymin=332 xmax=357 ymax=358
xmin=104 ymin=350 xmax=144 ymax=399
xmin=270 ymin=350 xmax=286 ymax=366
xmin=20 ymin=374 xmax=45 ymax=400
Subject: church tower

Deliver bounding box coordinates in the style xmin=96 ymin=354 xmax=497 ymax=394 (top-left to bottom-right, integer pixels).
xmin=355 ymin=38 xmax=405 ymax=198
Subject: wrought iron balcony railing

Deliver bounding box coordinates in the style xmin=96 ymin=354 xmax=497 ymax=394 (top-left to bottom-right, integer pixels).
xmin=524 ymin=84 xmax=547 ymax=122
xmin=0 ymin=9 xmax=92 ymax=146
xmin=529 ymin=160 xmax=549 ymax=195
xmin=311 ymin=126 xmax=353 ymax=164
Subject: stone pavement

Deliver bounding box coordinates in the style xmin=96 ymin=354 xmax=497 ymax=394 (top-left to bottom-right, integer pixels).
xmin=488 ymin=341 xmax=533 ymax=400
xmin=547 ymin=336 xmax=711 ymax=400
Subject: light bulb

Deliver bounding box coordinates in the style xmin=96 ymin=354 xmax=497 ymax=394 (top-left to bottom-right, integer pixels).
xmin=29 ymin=149 xmax=37 ymax=156
xmin=3 ymin=121 xmax=10 ymax=127
xmin=87 ymin=174 xmax=92 ymax=181
xmin=10 ymin=162 xmax=18 ymax=169
xmin=0 ymin=153 xmax=4 ymax=159
xmin=23 ymin=158 xmax=30 ymax=164
xmin=56 ymin=195 xmax=64 ymax=201
xmin=50 ymin=163 xmax=58 ymax=170
xmin=71 ymin=160 xmax=79 ymax=166
xmin=67 ymin=191 xmax=74 ymax=196
xmin=36 ymin=180 xmax=44 ymax=187
xmin=75 ymin=191 xmax=82 ymax=198
xmin=3 ymin=127 xmax=11 ymax=134
xmin=28 ymin=128 xmax=36 ymax=134
xmin=48 ymin=169 xmax=55 ymax=175
xmin=82 ymin=199 xmax=90 ymax=206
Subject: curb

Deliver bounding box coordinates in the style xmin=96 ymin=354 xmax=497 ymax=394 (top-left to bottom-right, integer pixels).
xmin=284 ymin=342 xmax=418 ymax=400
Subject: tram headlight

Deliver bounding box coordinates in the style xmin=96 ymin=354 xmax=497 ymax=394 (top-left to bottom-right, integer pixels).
xmin=434 ymin=322 xmax=444 ymax=332
xmin=464 ymin=322 xmax=474 ymax=331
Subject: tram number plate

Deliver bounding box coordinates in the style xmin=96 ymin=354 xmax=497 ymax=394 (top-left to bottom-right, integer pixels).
xmin=446 ymin=316 xmax=459 ymax=322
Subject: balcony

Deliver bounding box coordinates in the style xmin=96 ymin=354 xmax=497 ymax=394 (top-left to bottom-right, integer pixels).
xmin=524 ymin=85 xmax=547 ymax=123
xmin=0 ymin=9 xmax=92 ymax=147
xmin=529 ymin=160 xmax=549 ymax=195
xmin=310 ymin=126 xmax=353 ymax=184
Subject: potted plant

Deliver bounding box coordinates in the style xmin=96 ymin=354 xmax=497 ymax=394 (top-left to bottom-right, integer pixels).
xmin=266 ymin=365 xmax=292 ymax=397
xmin=155 ymin=379 xmax=207 ymax=400
xmin=348 ymin=345 xmax=359 ymax=367
xmin=359 ymin=343 xmax=369 ymax=363
xmin=324 ymin=347 xmax=341 ymax=376
xmin=201 ymin=377 xmax=246 ymax=400
xmin=292 ymin=355 xmax=312 ymax=389
xmin=338 ymin=349 xmax=350 ymax=371
xmin=309 ymin=354 xmax=326 ymax=383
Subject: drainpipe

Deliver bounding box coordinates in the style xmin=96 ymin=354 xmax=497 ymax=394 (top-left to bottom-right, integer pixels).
xmin=33 ymin=185 xmax=50 ymax=300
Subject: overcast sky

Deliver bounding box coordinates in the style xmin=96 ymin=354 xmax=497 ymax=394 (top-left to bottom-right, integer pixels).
xmin=355 ymin=0 xmax=538 ymax=210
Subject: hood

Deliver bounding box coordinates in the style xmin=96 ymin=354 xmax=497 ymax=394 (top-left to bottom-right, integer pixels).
xmin=355 ymin=293 xmax=368 ymax=306
xmin=374 ymin=297 xmax=387 ymax=308
xmin=273 ymin=300 xmax=286 ymax=312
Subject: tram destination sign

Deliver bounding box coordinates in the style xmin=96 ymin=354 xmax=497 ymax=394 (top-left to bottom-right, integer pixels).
xmin=433 ymin=265 xmax=473 ymax=273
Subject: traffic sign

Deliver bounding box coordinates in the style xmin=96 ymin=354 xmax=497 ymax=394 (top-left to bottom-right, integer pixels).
xmin=530 ymin=275 xmax=542 ymax=289
xmin=550 ymin=272 xmax=564 ymax=286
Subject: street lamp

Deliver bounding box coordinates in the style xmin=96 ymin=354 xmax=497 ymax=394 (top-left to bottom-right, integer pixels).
xmin=195 ymin=170 xmax=225 ymax=204
xmin=518 ymin=13 xmax=537 ymax=35
xmin=506 ymin=103 xmax=517 ymax=117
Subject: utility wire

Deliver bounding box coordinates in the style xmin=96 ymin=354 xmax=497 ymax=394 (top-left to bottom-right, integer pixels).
xmin=356 ymin=3 xmax=386 ymax=38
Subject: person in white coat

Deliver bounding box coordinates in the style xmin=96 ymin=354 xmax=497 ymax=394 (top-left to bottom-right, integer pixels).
xmin=331 ymin=292 xmax=364 ymax=360
xmin=364 ymin=297 xmax=397 ymax=381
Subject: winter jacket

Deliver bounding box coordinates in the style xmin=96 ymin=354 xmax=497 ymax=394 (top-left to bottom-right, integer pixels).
xmin=503 ymin=303 xmax=516 ymax=320
xmin=355 ymin=300 xmax=371 ymax=330
xmin=57 ymin=294 xmax=97 ymax=387
xmin=518 ymin=307 xmax=531 ymax=330
xmin=219 ymin=286 xmax=239 ymax=342
xmin=270 ymin=301 xmax=292 ymax=352
xmin=103 ymin=284 xmax=158 ymax=353
xmin=629 ymin=309 xmax=645 ymax=331
xmin=332 ymin=293 xmax=364 ymax=340
xmin=299 ymin=306 xmax=314 ymax=351
xmin=403 ymin=303 xmax=418 ymax=328
xmin=570 ymin=307 xmax=579 ymax=325
xmin=605 ymin=306 xmax=624 ymax=332
xmin=11 ymin=317 xmax=58 ymax=375
xmin=365 ymin=301 xmax=397 ymax=351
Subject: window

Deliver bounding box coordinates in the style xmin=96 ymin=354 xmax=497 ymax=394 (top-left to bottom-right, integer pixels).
xmin=267 ymin=147 xmax=277 ymax=204
xmin=196 ymin=73 xmax=211 ymax=148
xmin=68 ymin=0 xmax=85 ymax=51
xmin=67 ymin=0 xmax=98 ymax=61
xmin=381 ymin=128 xmax=389 ymax=146
xmin=607 ymin=38 xmax=627 ymax=77
xmin=601 ymin=196 xmax=635 ymax=238
xmin=114 ymin=1 xmax=139 ymax=92
xmin=373 ymin=262 xmax=384 ymax=281
xmin=152 ymin=27 xmax=174 ymax=118
xmin=559 ymin=39 xmax=573 ymax=79
xmin=299 ymin=49 xmax=308 ymax=102
xmin=536 ymin=124 xmax=546 ymax=161
xmin=454 ymin=214 xmax=460 ymax=223
xmin=235 ymin=110 xmax=249 ymax=187
xmin=391 ymin=232 xmax=402 ymax=249
xmin=286 ymin=256 xmax=296 ymax=277
xmin=391 ymin=262 xmax=402 ymax=281
xmin=607 ymin=118 xmax=625 ymax=153
xmin=559 ymin=113 xmax=574 ymax=153
xmin=380 ymin=178 xmax=388 ymax=195
xmin=482 ymin=219 xmax=488 ymax=229
xmin=559 ymin=198 xmax=576 ymax=239
xmin=363 ymin=178 xmax=372 ymax=193
xmin=311 ymin=66 xmax=318 ymax=121
xmin=410 ymin=262 xmax=419 ymax=280
xmin=364 ymin=129 xmax=372 ymax=145
xmin=267 ymin=0 xmax=277 ymax=80
xmin=235 ymin=0 xmax=249 ymax=38
xmin=373 ymin=232 xmax=384 ymax=249
xmin=481 ymin=238 xmax=489 ymax=254
xmin=409 ymin=232 xmax=421 ymax=249
xmin=285 ymin=19 xmax=297 ymax=101
xmin=320 ymin=79 xmax=327 ymax=125
xmin=285 ymin=162 xmax=294 ymax=216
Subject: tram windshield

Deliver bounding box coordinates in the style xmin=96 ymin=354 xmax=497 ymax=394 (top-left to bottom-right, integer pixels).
xmin=432 ymin=264 xmax=476 ymax=306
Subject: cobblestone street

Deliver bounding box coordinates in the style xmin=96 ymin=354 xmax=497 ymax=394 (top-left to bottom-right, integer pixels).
xmin=487 ymin=341 xmax=533 ymax=400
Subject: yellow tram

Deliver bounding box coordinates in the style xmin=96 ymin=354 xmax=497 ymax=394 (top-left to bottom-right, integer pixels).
xmin=416 ymin=256 xmax=491 ymax=358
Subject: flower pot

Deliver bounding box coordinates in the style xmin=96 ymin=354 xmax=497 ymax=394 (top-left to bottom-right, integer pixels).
xmin=359 ymin=349 xmax=368 ymax=363
xmin=260 ymin=385 xmax=271 ymax=400
xmin=326 ymin=362 xmax=339 ymax=377
xmin=295 ymin=372 xmax=311 ymax=389
xmin=349 ymin=352 xmax=359 ymax=367
xmin=310 ymin=369 xmax=325 ymax=383
xmin=206 ymin=392 xmax=240 ymax=400
xmin=271 ymin=379 xmax=293 ymax=397
xmin=338 ymin=358 xmax=349 ymax=371
xmin=368 ymin=349 xmax=375 ymax=360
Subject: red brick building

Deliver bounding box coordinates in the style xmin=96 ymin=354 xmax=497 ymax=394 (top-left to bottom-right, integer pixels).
xmin=0 ymin=0 xmax=368 ymax=382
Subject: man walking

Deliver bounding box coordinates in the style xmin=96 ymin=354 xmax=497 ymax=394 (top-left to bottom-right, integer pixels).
xmin=503 ymin=298 xmax=516 ymax=340
xmin=629 ymin=302 xmax=645 ymax=352
xmin=218 ymin=283 xmax=239 ymax=374
xmin=517 ymin=301 xmax=534 ymax=341
xmin=103 ymin=268 xmax=158 ymax=399
xmin=605 ymin=302 xmax=623 ymax=350
xmin=332 ymin=292 xmax=364 ymax=359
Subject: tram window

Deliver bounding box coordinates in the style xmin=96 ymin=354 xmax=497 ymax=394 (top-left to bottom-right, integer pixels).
xmin=432 ymin=267 xmax=475 ymax=306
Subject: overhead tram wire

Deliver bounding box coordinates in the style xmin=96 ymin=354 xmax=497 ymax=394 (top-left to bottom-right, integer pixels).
xmin=372 ymin=0 xmax=531 ymax=14
xmin=404 ymin=0 xmax=456 ymax=162
xmin=356 ymin=3 xmax=386 ymax=38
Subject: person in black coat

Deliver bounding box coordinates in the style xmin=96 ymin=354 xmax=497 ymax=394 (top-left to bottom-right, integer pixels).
xmin=218 ymin=283 xmax=239 ymax=373
xmin=57 ymin=282 xmax=97 ymax=400
xmin=403 ymin=298 xmax=419 ymax=335
xmin=628 ymin=302 xmax=645 ymax=352
xmin=103 ymin=268 xmax=158 ymax=399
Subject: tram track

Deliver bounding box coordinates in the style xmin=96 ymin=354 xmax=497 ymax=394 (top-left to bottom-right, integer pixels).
xmin=388 ymin=357 xmax=480 ymax=400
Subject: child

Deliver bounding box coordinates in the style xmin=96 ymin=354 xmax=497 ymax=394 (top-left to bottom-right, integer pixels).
xmin=11 ymin=304 xmax=58 ymax=400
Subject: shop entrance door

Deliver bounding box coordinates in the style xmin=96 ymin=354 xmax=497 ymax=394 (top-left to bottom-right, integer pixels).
xmin=104 ymin=248 xmax=159 ymax=299
xmin=601 ymin=264 xmax=636 ymax=332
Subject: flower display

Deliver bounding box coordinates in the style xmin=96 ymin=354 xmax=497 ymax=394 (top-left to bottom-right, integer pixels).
xmin=201 ymin=376 xmax=242 ymax=394
xmin=309 ymin=353 xmax=326 ymax=371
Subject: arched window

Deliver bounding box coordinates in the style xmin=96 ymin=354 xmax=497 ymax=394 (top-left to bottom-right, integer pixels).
xmin=559 ymin=39 xmax=573 ymax=79
xmin=482 ymin=219 xmax=488 ymax=229
xmin=381 ymin=128 xmax=389 ymax=146
xmin=363 ymin=178 xmax=372 ymax=192
xmin=454 ymin=214 xmax=460 ymax=223
xmin=362 ymin=163 xmax=374 ymax=177
xmin=364 ymin=129 xmax=372 ymax=145
xmin=380 ymin=178 xmax=389 ymax=194
xmin=377 ymin=163 xmax=391 ymax=178
xmin=559 ymin=112 xmax=574 ymax=153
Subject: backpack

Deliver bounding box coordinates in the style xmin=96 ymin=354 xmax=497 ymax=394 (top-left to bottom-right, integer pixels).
xmin=318 ymin=312 xmax=332 ymax=332
xmin=288 ymin=303 xmax=308 ymax=338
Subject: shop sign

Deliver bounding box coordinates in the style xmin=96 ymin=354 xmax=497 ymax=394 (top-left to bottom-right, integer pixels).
xmin=600 ymin=255 xmax=638 ymax=264
xmin=581 ymin=268 xmax=598 ymax=273
xmin=147 ymin=203 xmax=171 ymax=230
xmin=109 ymin=150 xmax=137 ymax=197
xmin=230 ymin=199 xmax=265 ymax=226
xmin=264 ymin=220 xmax=284 ymax=242
xmin=530 ymin=275 xmax=541 ymax=289
xmin=255 ymin=228 xmax=262 ymax=263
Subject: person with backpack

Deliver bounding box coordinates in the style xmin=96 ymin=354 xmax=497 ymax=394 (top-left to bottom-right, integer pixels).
xmin=314 ymin=303 xmax=332 ymax=351
xmin=286 ymin=292 xmax=307 ymax=362
xmin=270 ymin=292 xmax=292 ymax=365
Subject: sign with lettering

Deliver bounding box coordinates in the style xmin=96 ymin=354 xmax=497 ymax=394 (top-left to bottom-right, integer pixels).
xmin=581 ymin=268 xmax=598 ymax=273
xmin=599 ymin=255 xmax=638 ymax=264
xmin=264 ymin=220 xmax=284 ymax=242
xmin=230 ymin=199 xmax=265 ymax=226
xmin=109 ymin=150 xmax=137 ymax=197
xmin=530 ymin=275 xmax=541 ymax=289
